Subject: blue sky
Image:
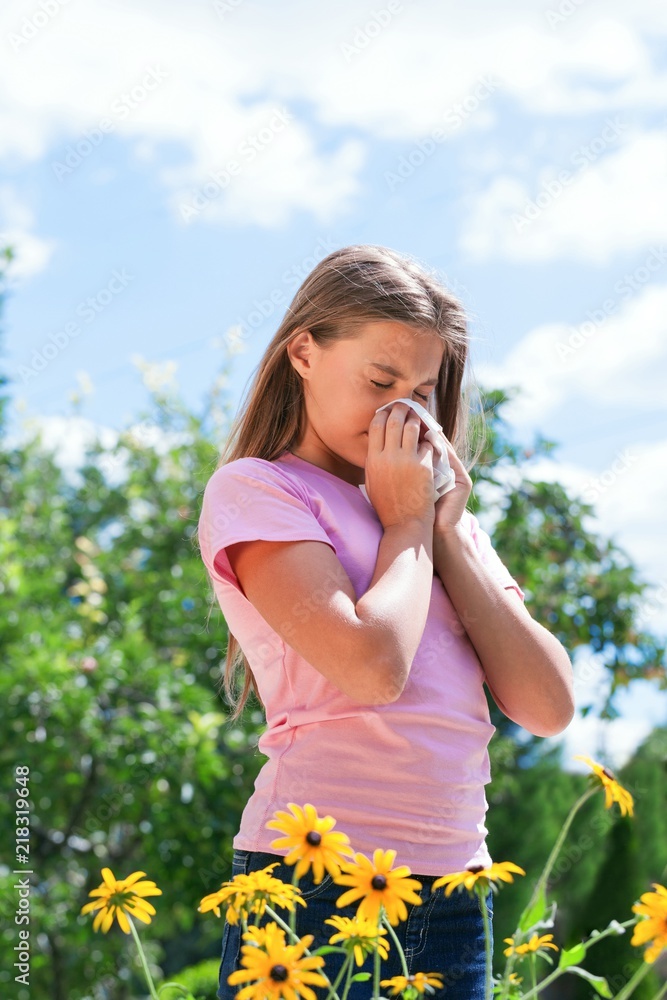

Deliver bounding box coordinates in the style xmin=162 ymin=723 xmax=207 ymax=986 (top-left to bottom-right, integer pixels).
xmin=2 ymin=0 xmax=666 ymax=768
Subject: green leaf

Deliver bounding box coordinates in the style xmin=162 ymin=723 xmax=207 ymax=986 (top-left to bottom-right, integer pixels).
xmin=563 ymin=967 xmax=612 ymax=997
xmin=518 ymin=886 xmax=547 ymax=931
xmin=311 ymin=945 xmax=347 ymax=956
xmin=349 ymin=972 xmax=372 ymax=982
xmin=558 ymin=942 xmax=587 ymax=969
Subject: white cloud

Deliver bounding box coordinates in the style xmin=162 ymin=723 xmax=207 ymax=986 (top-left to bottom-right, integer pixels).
xmin=461 ymin=129 xmax=667 ymax=264
xmin=5 ymin=412 xmax=189 ymax=487
xmin=553 ymin=665 xmax=667 ymax=771
xmin=474 ymin=279 xmax=667 ymax=427
xmin=0 ymin=184 xmax=57 ymax=281
xmin=554 ymin=711 xmax=659 ymax=771
xmin=1 ymin=1 xmax=666 ymax=230
xmin=488 ymin=441 xmax=667 ymax=637
xmin=0 ymin=0 xmax=368 ymax=229
xmin=7 ymin=414 xmax=118 ymax=484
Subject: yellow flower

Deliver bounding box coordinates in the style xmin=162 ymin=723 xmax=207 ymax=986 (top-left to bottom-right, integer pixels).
xmin=324 ymin=913 xmax=390 ymax=966
xmin=380 ymin=972 xmax=444 ymax=996
xmin=573 ymin=754 xmax=634 ymax=817
xmin=198 ymin=864 xmax=306 ymax=925
xmin=503 ymin=933 xmax=559 ymax=957
xmin=266 ymin=802 xmax=355 ymax=883
xmin=631 ymin=883 xmax=667 ymax=964
xmin=226 ymin=920 xmax=328 ymax=1000
xmin=333 ymin=848 xmax=422 ymax=926
xmin=432 ymin=861 xmax=526 ymax=898
xmin=80 ymin=868 xmax=162 ymax=934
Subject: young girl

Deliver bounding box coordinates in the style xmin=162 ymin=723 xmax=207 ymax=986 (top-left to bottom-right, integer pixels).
xmin=197 ymin=244 xmax=574 ymax=999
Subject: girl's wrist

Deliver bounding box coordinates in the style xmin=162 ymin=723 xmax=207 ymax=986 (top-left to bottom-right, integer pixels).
xmin=433 ymin=520 xmax=467 ymax=547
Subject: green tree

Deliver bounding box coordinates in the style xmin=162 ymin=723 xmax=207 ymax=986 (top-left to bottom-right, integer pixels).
xmin=470 ymin=387 xmax=665 ymax=742
xmin=0 ymin=312 xmax=265 ymax=994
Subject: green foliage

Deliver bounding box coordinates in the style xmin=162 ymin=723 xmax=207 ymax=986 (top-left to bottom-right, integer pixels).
xmin=470 ymin=386 xmax=666 ymax=735
xmin=0 ymin=385 xmax=268 ymax=997
xmin=488 ymin=730 xmax=667 ymax=994
xmin=568 ymin=732 xmax=667 ymax=998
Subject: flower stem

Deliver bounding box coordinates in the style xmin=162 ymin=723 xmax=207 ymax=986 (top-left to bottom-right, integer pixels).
xmin=525 ymin=787 xmax=597 ymax=917
xmin=518 ymin=965 xmax=561 ymax=1000
xmin=126 ymin=915 xmax=160 ymax=1000
xmin=264 ymin=904 xmax=340 ymax=1000
xmin=511 ymin=917 xmax=638 ymax=1000
xmin=341 ymin=950 xmax=355 ymax=1000
xmin=530 ymin=955 xmax=537 ymax=993
xmin=324 ymin=954 xmax=354 ymax=1000
xmin=613 ymin=962 xmax=652 ymax=1000
xmin=264 ymin=903 xmax=305 ymax=943
xmin=500 ymin=787 xmax=598 ymax=998
xmin=290 ymin=864 xmax=300 ymax=937
xmin=373 ymin=938 xmax=380 ymax=999
xmin=382 ymin=915 xmax=410 ymax=977
xmin=649 ymin=979 xmax=667 ymax=1000
xmin=476 ymin=885 xmax=493 ymax=1000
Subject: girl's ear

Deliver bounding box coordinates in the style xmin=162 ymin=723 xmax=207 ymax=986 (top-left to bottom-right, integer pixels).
xmin=287 ymin=328 xmax=314 ymax=377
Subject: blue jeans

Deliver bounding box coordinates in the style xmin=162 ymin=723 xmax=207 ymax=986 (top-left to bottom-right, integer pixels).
xmin=216 ymin=849 xmax=493 ymax=999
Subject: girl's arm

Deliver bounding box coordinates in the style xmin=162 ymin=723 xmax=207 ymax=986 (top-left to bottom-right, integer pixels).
xmin=226 ymin=404 xmax=438 ymax=707
xmin=432 ymin=525 xmax=575 ymax=737
xmin=428 ymin=432 xmax=574 ymax=738
xmin=227 ymin=513 xmax=434 ymax=707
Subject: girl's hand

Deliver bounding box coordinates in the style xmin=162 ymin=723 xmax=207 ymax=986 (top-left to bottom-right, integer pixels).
xmin=433 ymin=433 xmax=472 ymax=535
xmin=365 ymin=402 xmax=436 ymax=530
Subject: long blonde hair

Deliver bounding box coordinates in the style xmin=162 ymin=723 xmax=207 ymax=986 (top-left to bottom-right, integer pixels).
xmin=197 ymin=244 xmax=487 ymax=722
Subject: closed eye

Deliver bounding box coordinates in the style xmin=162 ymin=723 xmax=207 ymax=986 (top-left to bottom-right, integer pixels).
xmin=370 ymin=380 xmax=431 ymax=402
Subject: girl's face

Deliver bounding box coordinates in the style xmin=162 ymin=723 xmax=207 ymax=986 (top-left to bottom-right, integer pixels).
xmin=286 ymin=319 xmax=445 ymax=486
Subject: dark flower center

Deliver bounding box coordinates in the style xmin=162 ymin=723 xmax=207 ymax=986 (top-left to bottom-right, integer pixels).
xmin=306 ymin=831 xmax=322 ymax=846
xmin=270 ymin=964 xmax=289 ymax=982
xmin=467 ymin=866 xmax=485 ymax=874
xmin=371 ymin=874 xmax=387 ymax=890
xmin=601 ymin=766 xmax=616 ymax=781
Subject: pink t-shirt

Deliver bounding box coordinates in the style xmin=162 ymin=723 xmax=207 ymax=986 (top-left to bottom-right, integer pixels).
xmin=198 ymin=449 xmax=525 ymax=877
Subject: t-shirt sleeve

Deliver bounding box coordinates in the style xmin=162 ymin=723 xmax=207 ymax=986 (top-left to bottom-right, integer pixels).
xmin=198 ymin=458 xmax=336 ymax=595
xmin=464 ymin=510 xmax=525 ymax=602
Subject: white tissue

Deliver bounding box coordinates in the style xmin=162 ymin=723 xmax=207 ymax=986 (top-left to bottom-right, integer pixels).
xmin=358 ymin=398 xmax=457 ymax=505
